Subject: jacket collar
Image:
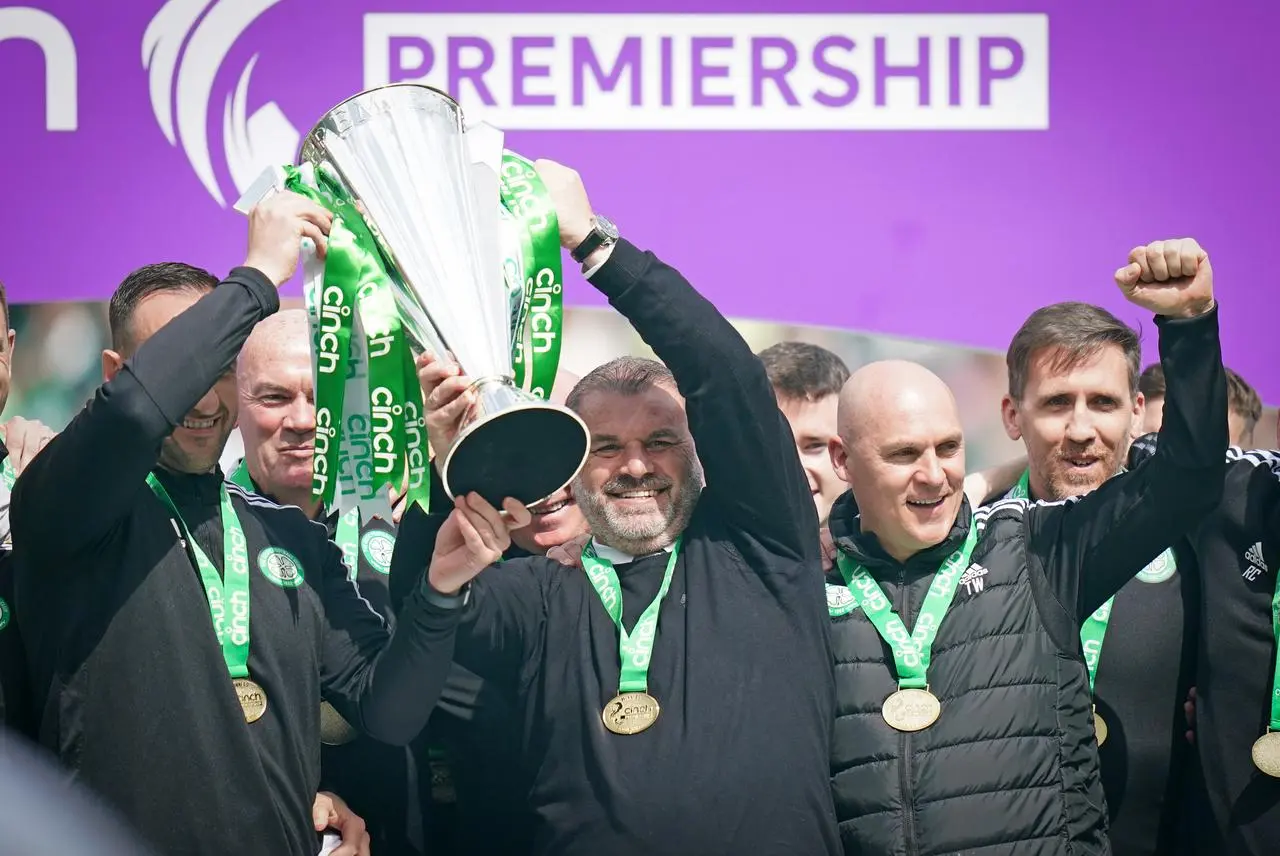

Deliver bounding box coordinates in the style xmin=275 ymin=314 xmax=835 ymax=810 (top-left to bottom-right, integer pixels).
xmin=827 ymin=488 xmax=973 ymax=581
xmin=152 ymin=465 xmax=226 ymax=508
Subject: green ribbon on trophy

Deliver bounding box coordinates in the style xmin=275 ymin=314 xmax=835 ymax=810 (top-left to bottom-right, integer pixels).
xmin=497 ymin=151 xmax=564 ymax=400
xmin=279 ymin=165 xmax=430 ymax=517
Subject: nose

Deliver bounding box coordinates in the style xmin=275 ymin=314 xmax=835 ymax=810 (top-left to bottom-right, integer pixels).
xmin=282 ymin=394 xmax=316 ymax=435
xmin=916 ymin=451 xmax=946 ymax=488
xmin=621 ymin=442 xmax=653 ymax=480
xmin=1065 ymin=403 xmax=1097 ymax=444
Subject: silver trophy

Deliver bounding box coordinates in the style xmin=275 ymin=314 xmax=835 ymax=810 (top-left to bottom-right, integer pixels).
xmin=298 ymin=84 xmax=589 ymax=507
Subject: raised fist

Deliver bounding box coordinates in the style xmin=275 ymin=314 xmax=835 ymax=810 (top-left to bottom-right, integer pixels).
xmin=1114 ymin=238 xmax=1215 ymax=318
xmin=243 ymin=191 xmax=334 ymax=287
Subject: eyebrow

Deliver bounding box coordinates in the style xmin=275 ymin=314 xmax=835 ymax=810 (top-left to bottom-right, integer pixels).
xmin=882 ymin=433 xmax=963 ymax=451
xmin=590 ymin=429 xmax=682 ymax=444
xmin=250 ymin=382 xmax=295 ymax=398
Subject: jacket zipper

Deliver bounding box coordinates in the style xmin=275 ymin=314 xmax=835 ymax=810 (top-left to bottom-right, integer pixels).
xmin=896 ymin=564 xmax=919 ymax=856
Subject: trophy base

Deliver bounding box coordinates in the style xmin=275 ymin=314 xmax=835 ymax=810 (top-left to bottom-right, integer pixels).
xmin=441 ymin=391 xmax=590 ymax=508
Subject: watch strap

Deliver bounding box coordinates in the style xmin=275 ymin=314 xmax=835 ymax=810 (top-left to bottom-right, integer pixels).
xmin=571 ymin=218 xmax=615 ymax=264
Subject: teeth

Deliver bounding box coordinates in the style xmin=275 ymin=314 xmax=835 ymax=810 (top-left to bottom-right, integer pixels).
xmin=535 ymin=501 xmax=568 ymax=515
xmin=184 ymin=418 xmax=216 ymax=430
xmin=907 ymin=498 xmax=943 ymax=507
xmin=615 ymin=490 xmax=657 ymax=499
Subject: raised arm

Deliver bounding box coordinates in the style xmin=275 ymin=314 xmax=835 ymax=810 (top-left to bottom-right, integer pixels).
xmin=10 ymin=193 xmax=329 ymax=562
xmin=1028 ymin=238 xmax=1227 ymax=617
xmin=326 ymin=495 xmax=539 ymax=744
xmin=537 ymin=161 xmax=816 ymax=556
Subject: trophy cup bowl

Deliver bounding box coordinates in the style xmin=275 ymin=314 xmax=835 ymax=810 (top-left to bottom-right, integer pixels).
xmin=298 ymin=84 xmax=589 ymax=507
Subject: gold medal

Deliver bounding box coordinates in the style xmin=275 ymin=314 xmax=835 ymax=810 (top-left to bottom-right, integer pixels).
xmin=602 ymin=692 xmax=660 ymax=735
xmin=233 ymin=678 xmax=267 ymax=723
xmin=882 ymin=688 xmax=941 ymax=732
xmin=1093 ymin=705 xmax=1108 ymax=746
xmin=1251 ymin=732 xmax=1280 ymax=777
xmin=319 ymin=701 xmax=358 ymax=745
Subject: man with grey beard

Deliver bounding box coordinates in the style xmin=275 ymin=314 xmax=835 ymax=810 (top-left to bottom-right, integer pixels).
xmin=401 ymin=158 xmax=839 ymax=856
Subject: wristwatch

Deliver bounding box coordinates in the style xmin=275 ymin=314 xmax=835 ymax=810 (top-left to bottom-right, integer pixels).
xmin=421 ymin=577 xmax=471 ymax=609
xmin=570 ymin=215 xmax=619 ymax=264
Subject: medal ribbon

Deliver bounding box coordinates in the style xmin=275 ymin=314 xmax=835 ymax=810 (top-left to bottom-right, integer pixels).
xmin=581 ymin=537 xmax=683 ymax=694
xmin=1006 ymin=470 xmax=1174 ymax=694
xmin=835 ymin=522 xmax=979 ymax=690
xmin=1267 ymin=560 xmax=1280 ymax=733
xmin=146 ymin=474 xmax=252 ymax=680
xmin=228 ymin=458 xmax=362 ymax=581
xmin=228 ymin=459 xmax=253 ymax=492
xmin=498 ymin=151 xmax=563 ymax=399
xmin=336 ymin=508 xmax=361 ymax=582
xmin=1 ymin=457 xmax=14 ymax=491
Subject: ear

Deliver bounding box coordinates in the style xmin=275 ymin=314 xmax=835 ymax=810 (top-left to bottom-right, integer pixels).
xmin=829 ymin=436 xmax=851 ymax=484
xmin=1129 ymin=392 xmax=1146 ymax=440
xmin=1000 ymin=394 xmax=1023 ymax=442
xmin=5 ymin=329 xmax=14 ymax=357
xmin=102 ymin=349 xmax=124 ymax=383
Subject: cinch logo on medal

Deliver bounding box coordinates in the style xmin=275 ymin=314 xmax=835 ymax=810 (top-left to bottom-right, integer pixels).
xmin=361 ymin=531 xmax=395 ymax=575
xmin=258 ymin=547 xmax=305 ymax=588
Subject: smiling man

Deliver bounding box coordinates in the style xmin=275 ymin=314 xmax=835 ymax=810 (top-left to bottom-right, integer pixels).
xmin=997 ymin=301 xmax=1194 ymax=856
xmin=404 ymin=159 xmax=840 ymax=855
xmin=824 ymin=238 xmax=1227 ymax=855
xmin=10 ymin=193 xmax=460 ymax=856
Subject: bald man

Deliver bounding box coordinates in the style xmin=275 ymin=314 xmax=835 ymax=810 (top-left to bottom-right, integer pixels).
xmin=235 ymin=310 xmax=419 ymax=856
xmin=822 ymin=240 xmax=1228 ymax=854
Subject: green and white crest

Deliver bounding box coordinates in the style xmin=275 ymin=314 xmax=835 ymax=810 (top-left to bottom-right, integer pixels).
xmin=826 ymin=583 xmax=858 ymax=618
xmin=360 ymin=530 xmax=396 ymax=575
xmin=258 ymin=547 xmax=305 ymax=588
xmin=0 ymin=596 xmax=9 ymax=631
xmin=1136 ymin=547 xmax=1177 ymax=584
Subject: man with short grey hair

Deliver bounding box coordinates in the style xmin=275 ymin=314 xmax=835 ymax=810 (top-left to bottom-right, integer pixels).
xmin=405 ymin=159 xmax=840 ymax=855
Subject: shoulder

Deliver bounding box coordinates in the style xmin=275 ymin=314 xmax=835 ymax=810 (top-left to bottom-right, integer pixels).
xmin=975 ymin=494 xmax=1080 ymax=534
xmin=226 ymin=482 xmax=337 ymax=580
xmin=230 ymin=483 xmax=330 ymax=529
xmin=1226 ymin=446 xmax=1280 ymax=476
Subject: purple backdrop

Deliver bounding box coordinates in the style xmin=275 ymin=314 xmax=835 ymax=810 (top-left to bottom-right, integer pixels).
xmin=2 ymin=1 xmax=1276 ymax=400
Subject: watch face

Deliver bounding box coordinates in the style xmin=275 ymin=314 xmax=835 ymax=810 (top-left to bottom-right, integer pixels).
xmin=595 ymin=215 xmax=619 ymax=239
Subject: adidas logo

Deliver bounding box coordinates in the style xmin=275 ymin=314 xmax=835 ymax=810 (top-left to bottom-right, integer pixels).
xmin=1243 ymin=541 xmax=1268 ymax=582
xmin=960 ymin=564 xmax=989 ymax=595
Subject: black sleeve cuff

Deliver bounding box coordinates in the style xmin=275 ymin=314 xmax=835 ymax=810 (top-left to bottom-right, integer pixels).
xmin=418 ymin=575 xmax=470 ymax=610
xmin=226 ymin=266 xmax=281 ymax=316
xmin=583 ymin=239 xmax=652 ymax=300
xmin=1152 ymin=301 xmax=1219 ymax=331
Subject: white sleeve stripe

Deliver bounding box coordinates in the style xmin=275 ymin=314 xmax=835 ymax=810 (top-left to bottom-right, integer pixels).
xmin=225 ymin=482 xmax=383 ymax=622
xmin=1226 ymin=446 xmax=1279 ymax=463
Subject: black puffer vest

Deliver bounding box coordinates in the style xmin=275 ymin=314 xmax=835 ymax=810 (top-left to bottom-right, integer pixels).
xmin=826 ymin=492 xmax=1110 ymax=856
